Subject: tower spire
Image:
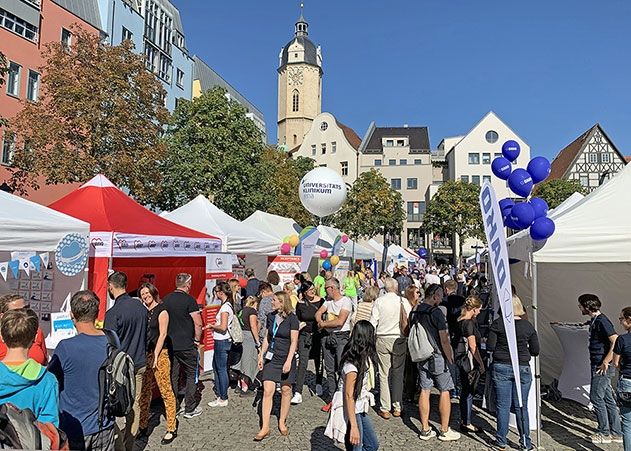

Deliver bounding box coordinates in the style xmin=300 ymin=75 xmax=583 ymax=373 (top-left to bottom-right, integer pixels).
xmin=295 ymin=2 xmax=308 ymax=37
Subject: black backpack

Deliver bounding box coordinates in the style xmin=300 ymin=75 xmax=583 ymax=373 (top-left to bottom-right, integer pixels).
xmin=98 ymin=330 xmax=135 ymax=425
xmin=0 ymin=403 xmax=69 ymax=450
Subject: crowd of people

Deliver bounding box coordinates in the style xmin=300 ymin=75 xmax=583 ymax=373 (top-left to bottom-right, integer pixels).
xmin=1 ymin=261 xmax=630 ymax=450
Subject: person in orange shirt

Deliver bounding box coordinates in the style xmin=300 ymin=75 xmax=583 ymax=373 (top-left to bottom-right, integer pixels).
xmin=0 ymin=294 xmax=48 ymax=364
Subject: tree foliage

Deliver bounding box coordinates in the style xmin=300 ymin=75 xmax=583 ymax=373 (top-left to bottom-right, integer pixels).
xmin=258 ymin=149 xmax=315 ymax=226
xmin=155 ymin=86 xmax=267 ymax=219
xmin=423 ymin=180 xmax=484 ymax=255
xmin=332 ymin=169 xmax=405 ymax=239
xmin=533 ymin=178 xmax=586 ymax=209
xmin=9 ymin=28 xmax=169 ymax=201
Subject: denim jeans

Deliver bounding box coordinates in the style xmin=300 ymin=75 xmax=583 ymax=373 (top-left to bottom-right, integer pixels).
xmin=492 ymin=363 xmax=532 ymax=449
xmin=213 ymin=339 xmax=232 ymax=401
xmin=459 ymin=365 xmax=475 ymax=425
xmin=590 ymin=366 xmax=622 ymax=436
xmin=618 ymin=378 xmax=631 ymax=451
xmin=345 ymin=413 xmax=379 ymax=451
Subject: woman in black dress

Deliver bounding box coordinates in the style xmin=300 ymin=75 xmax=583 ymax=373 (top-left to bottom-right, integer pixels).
xmin=255 ymin=291 xmax=299 ymax=441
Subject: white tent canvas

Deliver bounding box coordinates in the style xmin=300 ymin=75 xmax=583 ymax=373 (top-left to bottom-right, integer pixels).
xmin=317 ymin=225 xmax=375 ymax=260
xmin=0 ymin=190 xmax=90 ymax=251
xmin=163 ymin=196 xmax=280 ymax=255
xmin=242 ymin=210 xmax=302 ymax=242
xmin=508 ymin=164 xmax=631 ymax=382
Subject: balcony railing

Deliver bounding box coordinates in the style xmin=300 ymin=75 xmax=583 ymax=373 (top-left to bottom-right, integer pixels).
xmin=432 ymin=237 xmax=452 ymax=249
xmin=406 ymin=213 xmax=423 ymax=223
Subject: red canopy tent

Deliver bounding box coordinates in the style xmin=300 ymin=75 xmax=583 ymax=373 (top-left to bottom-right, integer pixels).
xmin=49 ymin=175 xmax=222 ymax=318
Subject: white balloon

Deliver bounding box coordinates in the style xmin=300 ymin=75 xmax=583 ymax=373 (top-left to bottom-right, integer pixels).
xmin=299 ymin=167 xmax=347 ymax=218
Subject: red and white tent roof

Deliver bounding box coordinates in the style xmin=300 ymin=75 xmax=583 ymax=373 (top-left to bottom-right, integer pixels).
xmin=49 ymin=175 xmax=222 ymax=257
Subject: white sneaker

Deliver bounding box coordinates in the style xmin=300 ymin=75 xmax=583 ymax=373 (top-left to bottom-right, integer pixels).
xmin=589 ymin=433 xmax=612 ymax=444
xmin=438 ymin=428 xmax=461 ymax=441
xmin=419 ymin=428 xmax=437 ymax=440
xmin=291 ymin=393 xmax=303 ymax=405
xmin=315 ymin=384 xmax=323 ymax=396
xmin=207 ymin=398 xmax=228 ymax=408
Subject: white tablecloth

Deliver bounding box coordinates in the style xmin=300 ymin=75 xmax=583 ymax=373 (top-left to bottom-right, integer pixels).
xmin=551 ymin=323 xmax=591 ymax=406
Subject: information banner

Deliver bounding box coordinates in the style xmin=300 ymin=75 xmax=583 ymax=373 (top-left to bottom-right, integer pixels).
xmin=202 ymin=305 xmax=220 ymax=371
xmin=267 ymin=255 xmax=301 ymax=285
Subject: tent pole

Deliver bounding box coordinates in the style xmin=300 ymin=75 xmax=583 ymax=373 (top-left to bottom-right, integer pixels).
xmin=532 ymin=259 xmax=543 ymax=450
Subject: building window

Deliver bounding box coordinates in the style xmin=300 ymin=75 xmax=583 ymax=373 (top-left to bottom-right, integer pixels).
xmin=176 ymin=69 xmax=184 ymax=88
xmin=589 ymin=153 xmax=598 ymax=163
xmin=388 ymin=159 xmax=396 ymax=166
xmin=483 ymin=175 xmax=491 ymax=184
xmin=486 ymin=130 xmax=499 ymax=143
xmin=26 ymin=70 xmax=39 ymax=101
xmin=602 ymin=153 xmax=610 ymax=163
xmin=461 ymin=175 xmax=469 ymax=183
xmin=321 ymin=143 xmax=326 ymax=154
xmin=341 ymin=161 xmax=348 ymax=176
xmin=407 ymin=178 xmax=418 ymax=189
xmin=391 ymin=178 xmax=401 ymax=190
xmin=482 ymin=153 xmax=491 ymax=164
xmin=6 ymin=62 xmax=20 ymax=97
xmin=293 ymin=134 xmax=297 ymax=145
xmin=468 ymin=153 xmax=480 ymax=164
xmin=61 ymin=28 xmax=72 ymax=49
xmin=494 ymin=152 xmax=503 ymax=159
xmin=374 ymin=159 xmax=382 ymax=166
xmin=397 ymin=139 xmax=405 ymax=146
xmin=1 ymin=132 xmax=15 ymax=165
xmin=320 ymin=122 xmax=328 ymax=131
xmin=0 ymin=9 xmax=38 ymax=41
xmin=400 ymin=159 xmax=407 ymax=165
xmin=311 ymin=144 xmax=316 ymax=156
xmin=144 ymin=0 xmax=173 ymax=54
xmin=414 ymin=159 xmax=422 ymax=165
xmin=122 ymin=26 xmax=133 ymax=42
xmin=472 ymin=175 xmax=481 ymax=186
xmin=331 ymin=142 xmax=336 ymax=154
xmin=292 ymin=90 xmax=299 ymax=112
xmin=407 ymin=201 xmax=425 ymax=222
xmin=579 ymin=175 xmax=588 ymax=187
xmin=385 ymin=139 xmax=394 ymax=147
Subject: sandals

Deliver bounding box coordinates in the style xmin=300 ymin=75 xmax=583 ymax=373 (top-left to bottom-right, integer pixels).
xmin=253 ymin=430 xmax=270 ymax=441
xmin=460 ymin=423 xmax=480 ymax=433
xmin=161 ymin=431 xmax=177 ymax=445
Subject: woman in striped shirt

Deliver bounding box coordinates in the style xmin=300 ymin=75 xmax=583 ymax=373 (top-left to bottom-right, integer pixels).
xmin=352 ymin=286 xmax=379 ymax=329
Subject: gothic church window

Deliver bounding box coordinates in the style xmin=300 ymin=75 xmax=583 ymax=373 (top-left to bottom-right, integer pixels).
xmin=292 ymin=90 xmax=299 ymax=112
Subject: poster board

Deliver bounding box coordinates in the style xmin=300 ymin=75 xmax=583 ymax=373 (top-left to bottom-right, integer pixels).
xmin=202 ymin=305 xmax=220 ymax=371
xmin=204 ymin=253 xmax=233 ymax=306
xmin=267 ymin=255 xmax=301 ymax=285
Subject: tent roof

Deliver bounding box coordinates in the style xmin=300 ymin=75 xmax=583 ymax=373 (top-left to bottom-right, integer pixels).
xmin=317 ymin=225 xmax=375 ymax=260
xmin=163 ymin=196 xmax=280 ymax=255
xmin=530 ymin=164 xmax=631 ymax=263
xmin=507 ymin=192 xmax=584 ymax=262
xmin=49 ymin=175 xmax=217 ymax=239
xmin=242 ymin=211 xmax=302 ymax=240
xmin=0 ymin=190 xmax=90 ymax=251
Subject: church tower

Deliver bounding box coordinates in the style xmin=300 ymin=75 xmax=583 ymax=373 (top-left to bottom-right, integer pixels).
xmin=277 ymin=6 xmax=323 ymax=148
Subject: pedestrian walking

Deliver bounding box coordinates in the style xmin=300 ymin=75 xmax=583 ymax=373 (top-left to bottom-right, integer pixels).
xmin=613 ymin=306 xmax=631 ymax=451
xmin=207 ymin=281 xmax=235 ymax=408
xmin=233 ymin=295 xmax=260 ymax=395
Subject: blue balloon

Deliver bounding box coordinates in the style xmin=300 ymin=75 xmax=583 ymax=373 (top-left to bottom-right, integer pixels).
xmin=504 ymin=214 xmax=522 ymax=231
xmin=322 ymin=260 xmax=332 ymax=271
xmin=527 ymin=156 xmax=551 ymax=184
xmin=530 ymin=217 xmax=555 ymax=241
xmin=529 ymin=197 xmax=549 ymax=219
xmin=499 ymin=198 xmax=515 ymax=211
xmin=417 ymin=247 xmax=427 ymax=258
xmin=508 ymin=168 xmax=534 ymax=198
xmin=510 ymin=202 xmax=535 ymax=229
xmin=502 ymin=140 xmax=521 ymax=162
xmin=491 ymin=157 xmax=512 ymax=180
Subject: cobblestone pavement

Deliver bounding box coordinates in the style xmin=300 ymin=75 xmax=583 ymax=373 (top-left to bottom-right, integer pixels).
xmin=135 ymin=369 xmax=623 ymax=451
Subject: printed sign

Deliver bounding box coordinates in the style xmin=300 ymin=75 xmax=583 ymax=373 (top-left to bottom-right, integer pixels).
xmin=55 ymin=233 xmax=88 ymax=277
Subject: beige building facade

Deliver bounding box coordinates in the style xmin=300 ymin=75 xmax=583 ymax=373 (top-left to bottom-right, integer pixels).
xmin=277 ymin=12 xmax=322 ymax=149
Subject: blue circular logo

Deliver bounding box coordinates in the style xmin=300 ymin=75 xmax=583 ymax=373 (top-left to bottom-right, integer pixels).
xmin=55 ymin=233 xmax=88 ymax=277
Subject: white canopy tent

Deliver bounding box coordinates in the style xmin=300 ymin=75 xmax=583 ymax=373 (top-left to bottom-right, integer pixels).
xmin=163 ymin=196 xmax=280 ymax=255
xmin=242 ymin=210 xmax=302 ymax=241
xmin=508 ymin=164 xmax=631 ymax=383
xmin=317 ymin=225 xmax=375 ymax=260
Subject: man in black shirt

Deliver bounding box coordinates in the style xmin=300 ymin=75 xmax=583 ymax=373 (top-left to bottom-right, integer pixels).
xmin=244 ymin=268 xmax=260 ymax=298
xmin=579 ymin=294 xmax=622 ymax=444
xmin=163 ymin=273 xmax=203 ymax=419
xmin=104 ymin=271 xmax=147 ymax=451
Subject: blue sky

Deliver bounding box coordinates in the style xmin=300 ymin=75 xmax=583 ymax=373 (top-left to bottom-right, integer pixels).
xmin=174 ymin=1 xmax=631 ymax=159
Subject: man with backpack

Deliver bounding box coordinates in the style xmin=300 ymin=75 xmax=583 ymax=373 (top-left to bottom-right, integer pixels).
xmin=49 ymin=290 xmax=118 ymax=450
xmin=408 ymin=283 xmax=460 ymax=442
xmin=104 ymin=271 xmax=147 ymax=450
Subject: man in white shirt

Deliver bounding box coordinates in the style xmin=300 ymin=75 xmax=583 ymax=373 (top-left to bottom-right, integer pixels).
xmin=316 ymin=278 xmax=353 ymax=411
xmin=370 ymin=277 xmax=412 ymax=419
xmin=425 ymin=269 xmax=440 ymax=287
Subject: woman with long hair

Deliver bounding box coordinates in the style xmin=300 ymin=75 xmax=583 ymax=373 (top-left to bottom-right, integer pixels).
xmin=454 ymin=295 xmax=485 ymax=433
xmin=255 ymin=291 xmax=299 ymax=441
xmin=292 ymin=281 xmax=325 ymax=404
xmin=137 ymin=283 xmax=177 ymax=444
xmin=613 ymin=306 xmax=631 ymax=451
xmin=233 ymin=295 xmax=260 ymax=396
xmin=325 ymin=320 xmax=379 ymax=450
xmin=207 ymin=281 xmax=235 ymax=407
xmin=228 ymin=278 xmax=243 ymax=312
xmin=267 ymin=271 xmax=282 ymax=292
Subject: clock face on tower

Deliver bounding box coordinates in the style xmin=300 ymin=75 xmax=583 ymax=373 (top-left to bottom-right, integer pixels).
xmin=288 ymin=67 xmax=304 ymax=86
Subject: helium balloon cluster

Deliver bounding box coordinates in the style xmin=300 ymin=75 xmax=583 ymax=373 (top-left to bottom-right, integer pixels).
xmin=491 ymin=141 xmax=555 ymax=241
xmin=417 ymin=247 xmax=428 ymax=259
xmin=320 ymin=235 xmax=348 ymax=270
xmin=280 ymin=234 xmax=300 ymax=255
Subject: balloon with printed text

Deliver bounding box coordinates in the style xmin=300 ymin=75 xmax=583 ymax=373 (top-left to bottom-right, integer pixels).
xmin=508 ymin=168 xmax=534 ymax=198
xmin=299 ymin=167 xmax=348 ymax=217
xmin=491 ymin=157 xmax=513 ymax=180
xmin=502 ymin=140 xmax=521 ymax=162
xmin=527 ymin=156 xmax=552 ymax=184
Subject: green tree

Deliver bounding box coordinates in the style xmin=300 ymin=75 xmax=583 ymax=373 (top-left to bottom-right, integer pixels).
xmin=9 ymin=28 xmax=168 ymax=202
xmin=258 ymin=149 xmax=315 ymax=226
xmin=423 ymin=180 xmax=484 ymax=261
xmin=333 ymin=169 xmax=405 ymax=242
xmin=155 ymin=86 xmax=266 ymax=219
xmin=533 ymin=178 xmax=586 ymax=209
